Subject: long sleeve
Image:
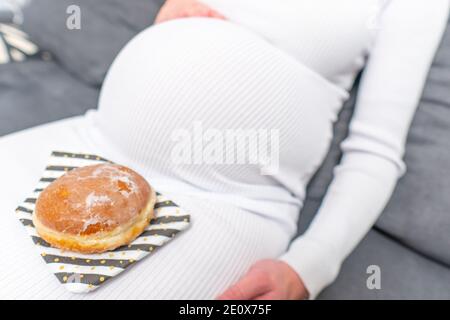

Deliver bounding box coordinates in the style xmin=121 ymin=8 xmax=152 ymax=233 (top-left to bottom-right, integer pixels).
xmin=280 ymin=0 xmax=450 ymax=299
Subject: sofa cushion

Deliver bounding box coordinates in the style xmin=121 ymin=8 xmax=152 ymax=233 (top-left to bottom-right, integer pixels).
xmin=319 ymin=230 xmax=450 ymax=299
xmin=375 ymin=20 xmax=450 ymax=266
xmin=0 ymin=59 xmax=99 ymax=136
xmin=21 ymin=0 xmax=164 ymax=86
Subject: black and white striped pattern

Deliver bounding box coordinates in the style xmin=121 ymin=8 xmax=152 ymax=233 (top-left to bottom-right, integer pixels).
xmin=15 ymin=151 xmax=191 ymax=293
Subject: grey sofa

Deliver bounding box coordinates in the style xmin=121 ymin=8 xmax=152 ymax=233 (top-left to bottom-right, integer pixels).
xmin=0 ymin=0 xmax=449 ymax=299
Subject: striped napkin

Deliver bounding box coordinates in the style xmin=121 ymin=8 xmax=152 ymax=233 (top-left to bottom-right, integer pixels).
xmin=15 ymin=151 xmax=191 ymax=293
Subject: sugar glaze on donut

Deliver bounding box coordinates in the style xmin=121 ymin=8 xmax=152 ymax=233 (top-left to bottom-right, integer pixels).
xmin=33 ymin=164 xmax=156 ymax=253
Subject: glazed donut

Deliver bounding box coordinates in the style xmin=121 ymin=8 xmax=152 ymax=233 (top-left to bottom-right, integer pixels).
xmin=33 ymin=163 xmax=156 ymax=254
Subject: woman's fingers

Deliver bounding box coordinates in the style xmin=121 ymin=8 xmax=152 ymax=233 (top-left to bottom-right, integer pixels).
xmin=254 ymin=291 xmax=284 ymax=300
xmin=218 ymin=259 xmax=309 ymax=300
xmin=155 ymin=0 xmax=226 ymax=24
xmin=185 ymin=4 xmax=226 ymax=20
xmin=217 ymin=269 xmax=272 ymax=300
xmin=207 ymin=9 xmax=226 ymax=20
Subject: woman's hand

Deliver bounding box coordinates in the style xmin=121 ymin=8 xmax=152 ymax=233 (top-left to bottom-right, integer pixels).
xmin=217 ymin=259 xmax=309 ymax=300
xmin=155 ymin=0 xmax=226 ymax=24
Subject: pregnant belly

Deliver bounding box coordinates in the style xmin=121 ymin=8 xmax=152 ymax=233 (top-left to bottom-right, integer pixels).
xmin=93 ymin=18 xmax=347 ymax=197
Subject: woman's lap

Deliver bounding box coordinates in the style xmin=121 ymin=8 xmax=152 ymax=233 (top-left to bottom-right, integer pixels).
xmin=0 ymin=118 xmax=290 ymax=299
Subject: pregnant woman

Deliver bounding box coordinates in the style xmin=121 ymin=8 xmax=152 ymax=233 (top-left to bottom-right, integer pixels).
xmin=0 ymin=0 xmax=448 ymax=299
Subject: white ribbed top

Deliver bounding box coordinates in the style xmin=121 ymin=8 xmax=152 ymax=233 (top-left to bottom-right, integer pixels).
xmin=88 ymin=0 xmax=449 ymax=298
xmin=0 ymin=0 xmax=448 ymax=300
xmin=92 ymin=18 xmax=348 ymax=236
xmin=201 ymin=0 xmax=386 ymax=90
